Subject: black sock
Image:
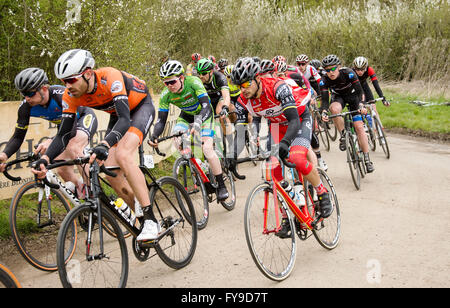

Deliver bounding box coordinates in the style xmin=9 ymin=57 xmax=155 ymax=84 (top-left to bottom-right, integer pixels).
xmin=215 ymin=174 xmax=225 ymax=188
xmin=143 ymin=205 xmax=156 ymax=221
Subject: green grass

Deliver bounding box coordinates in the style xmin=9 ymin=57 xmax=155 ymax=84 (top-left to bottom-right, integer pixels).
xmin=378 ymin=90 xmax=450 ymax=134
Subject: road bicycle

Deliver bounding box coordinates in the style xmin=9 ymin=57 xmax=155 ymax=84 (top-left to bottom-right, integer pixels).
xmin=0 ymin=262 xmax=21 ymax=288
xmin=52 ymin=145 xmax=197 ymax=288
xmin=164 ymin=127 xmax=236 ymax=230
xmin=317 ymin=95 xmax=338 ymax=142
xmin=3 ymin=153 xmax=75 ymax=272
xmin=328 ymin=110 xmax=367 ymax=190
xmin=244 ymin=146 xmax=340 ymax=281
xmin=310 ymin=104 xmax=330 ymax=151
xmin=363 ymin=98 xmax=390 ymax=159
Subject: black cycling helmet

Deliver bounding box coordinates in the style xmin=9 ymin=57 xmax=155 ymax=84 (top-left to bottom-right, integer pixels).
xmin=310 ymin=59 xmax=322 ymax=70
xmin=14 ymin=68 xmax=49 ymax=93
xmin=196 ymin=58 xmax=215 ymax=74
xmin=230 ymin=57 xmax=261 ymax=85
xmin=218 ymin=58 xmax=228 ymax=70
xmin=322 ymin=54 xmax=341 ymax=67
xmin=260 ymin=59 xmax=275 ymax=74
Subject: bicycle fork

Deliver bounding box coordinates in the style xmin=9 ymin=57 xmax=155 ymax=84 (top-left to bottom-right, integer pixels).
xmin=36 ymin=184 xmax=55 ymax=228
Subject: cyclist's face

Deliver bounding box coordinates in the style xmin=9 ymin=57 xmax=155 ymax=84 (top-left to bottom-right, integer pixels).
xmin=164 ymin=76 xmax=184 ymax=93
xmin=23 ymin=87 xmax=46 ymax=106
xmin=62 ymin=70 xmax=90 ymax=98
xmin=198 ymin=71 xmax=212 ymax=83
xmin=240 ymin=79 xmax=257 ymax=99
xmin=297 ymin=62 xmax=307 ymax=73
xmin=325 ymin=65 xmax=340 ymax=80
xmin=355 ymin=68 xmax=365 ymax=76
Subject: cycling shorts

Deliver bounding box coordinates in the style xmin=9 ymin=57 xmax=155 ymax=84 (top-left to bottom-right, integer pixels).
xmin=173 ymin=109 xmax=215 ymax=138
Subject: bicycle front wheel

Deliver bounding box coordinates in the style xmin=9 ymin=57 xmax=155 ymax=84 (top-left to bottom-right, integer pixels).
xmin=173 ymin=157 xmax=209 ymax=230
xmin=374 ymin=116 xmax=390 ymax=159
xmin=56 ymin=204 xmax=128 ymax=288
xmin=244 ymin=182 xmax=297 ymax=281
xmin=305 ymin=169 xmax=341 ymax=250
xmin=151 ymin=176 xmax=198 ymax=269
xmin=0 ymin=263 xmax=21 ymax=288
xmin=345 ymin=132 xmax=361 ymax=190
xmin=9 ymin=180 xmax=73 ymax=271
xmin=220 ymin=168 xmax=236 ymax=211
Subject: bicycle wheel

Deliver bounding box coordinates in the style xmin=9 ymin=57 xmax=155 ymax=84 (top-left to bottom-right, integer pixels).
xmin=345 ymin=132 xmax=361 ymax=190
xmin=9 ymin=180 xmax=73 ymax=271
xmin=245 ymin=130 xmax=257 ymax=166
xmin=317 ymin=118 xmax=331 ymax=151
xmin=173 ymin=157 xmax=209 ymax=230
xmin=244 ymin=182 xmax=297 ymax=281
xmin=326 ymin=120 xmax=338 ymax=141
xmin=151 ymin=176 xmax=198 ymax=269
xmin=56 ymin=204 xmax=128 ymax=288
xmin=374 ymin=116 xmax=390 ymax=159
xmin=220 ymin=167 xmax=236 ymax=211
xmin=363 ymin=117 xmax=376 ymax=152
xmin=0 ymin=263 xmax=21 ymax=288
xmin=304 ymin=169 xmax=341 ymax=250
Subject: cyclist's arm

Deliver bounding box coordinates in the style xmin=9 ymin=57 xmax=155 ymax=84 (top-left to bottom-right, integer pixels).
xmin=2 ymin=102 xmax=31 ymax=159
xmin=195 ymin=94 xmax=213 ymax=126
xmin=368 ymin=67 xmax=384 ymax=98
xmin=275 ymin=83 xmax=301 ymax=144
xmin=151 ymin=110 xmax=169 ymax=140
xmin=102 ymin=96 xmax=131 ymax=147
xmin=44 ymin=113 xmax=77 ymax=162
xmin=232 ymin=99 xmax=250 ymax=159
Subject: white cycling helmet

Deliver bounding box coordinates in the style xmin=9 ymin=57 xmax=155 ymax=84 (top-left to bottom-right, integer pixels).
xmin=296 ymin=54 xmax=309 ymax=63
xmin=54 ymin=49 xmax=95 ymax=79
xmin=353 ymin=56 xmax=368 ymax=70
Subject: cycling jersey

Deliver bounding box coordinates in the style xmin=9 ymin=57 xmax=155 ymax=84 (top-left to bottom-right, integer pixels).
xmin=45 ymin=67 xmax=154 ymax=161
xmin=202 ymin=71 xmax=229 ymax=109
xmin=319 ymin=67 xmax=363 ymax=111
xmin=152 ymin=75 xmax=214 ymax=138
xmin=3 ymin=85 xmax=97 ymax=158
xmin=355 ymin=66 xmax=384 ymax=101
xmin=228 ymin=81 xmax=241 ymax=104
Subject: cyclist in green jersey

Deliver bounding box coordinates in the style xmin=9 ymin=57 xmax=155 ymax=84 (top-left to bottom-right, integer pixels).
xmin=148 ymin=60 xmax=229 ymax=201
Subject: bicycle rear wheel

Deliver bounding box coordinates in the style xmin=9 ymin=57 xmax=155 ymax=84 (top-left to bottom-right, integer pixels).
xmin=244 ymin=182 xmax=297 ymax=281
xmin=9 ymin=180 xmax=73 ymax=272
xmin=374 ymin=116 xmax=390 ymax=159
xmin=220 ymin=168 xmax=236 ymax=211
xmin=364 ymin=117 xmax=376 ymax=151
xmin=326 ymin=120 xmax=338 ymax=141
xmin=173 ymin=157 xmax=209 ymax=230
xmin=304 ymin=170 xmax=341 ymax=250
xmin=0 ymin=263 xmax=21 ymax=288
xmin=345 ymin=132 xmax=361 ymax=190
xmin=317 ymin=118 xmax=331 ymax=151
xmin=151 ymin=176 xmax=198 ymax=269
xmin=56 ymin=204 xmax=128 ymax=288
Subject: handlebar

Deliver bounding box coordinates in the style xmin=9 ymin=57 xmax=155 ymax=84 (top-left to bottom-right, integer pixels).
xmin=3 ymin=153 xmax=40 ymax=182
xmin=327 ymin=110 xmax=361 ymax=119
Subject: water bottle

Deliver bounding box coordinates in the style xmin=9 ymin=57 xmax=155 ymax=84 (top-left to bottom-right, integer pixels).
xmin=366 ymin=114 xmax=373 ymax=128
xmin=292 ymin=182 xmax=306 ymax=207
xmin=195 ymin=158 xmax=209 ymax=174
xmin=281 ymin=180 xmax=295 ymax=200
xmin=113 ymin=198 xmax=136 ymax=225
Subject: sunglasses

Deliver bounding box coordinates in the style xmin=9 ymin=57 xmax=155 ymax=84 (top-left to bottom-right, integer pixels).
xmin=325 ymin=66 xmax=338 ymax=73
xmin=61 ymin=72 xmax=84 ymax=85
xmin=163 ymin=78 xmax=179 ymax=86
xmin=198 ymin=71 xmax=211 ymax=76
xmin=239 ymin=80 xmax=253 ymax=89
xmin=297 ymin=62 xmax=307 ymax=66
xmin=21 ymin=89 xmax=39 ymax=98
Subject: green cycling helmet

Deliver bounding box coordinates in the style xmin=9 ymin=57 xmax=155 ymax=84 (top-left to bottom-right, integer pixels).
xmin=196 ymin=58 xmax=215 ymax=74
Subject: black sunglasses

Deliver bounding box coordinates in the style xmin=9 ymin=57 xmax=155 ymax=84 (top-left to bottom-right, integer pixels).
xmin=21 ymin=89 xmax=39 ymax=98
xmin=199 ymin=71 xmax=211 ymax=76
xmin=163 ymin=78 xmax=179 ymax=86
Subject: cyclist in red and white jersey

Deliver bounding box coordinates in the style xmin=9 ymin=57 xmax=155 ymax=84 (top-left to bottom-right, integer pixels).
xmin=296 ymin=54 xmax=322 ymax=95
xmin=231 ymin=57 xmax=333 ymax=220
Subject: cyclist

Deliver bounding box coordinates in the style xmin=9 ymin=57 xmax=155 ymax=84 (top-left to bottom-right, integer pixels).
xmin=186 ymin=53 xmax=202 ymax=76
xmin=274 ymin=61 xmax=328 ymax=171
xmin=195 ymin=58 xmax=233 ymax=151
xmin=31 ymin=49 xmax=159 ymax=241
xmin=231 ymin=57 xmax=333 ymax=221
xmin=0 ymin=67 xmax=97 ymax=196
xmin=319 ymin=54 xmax=374 ymax=173
xmin=296 ymin=54 xmax=322 ymax=95
xmin=148 ymin=60 xmax=229 ymax=201
xmin=352 ymin=56 xmax=390 ymax=109
xmin=218 ymin=58 xmax=229 ymax=75
xmin=310 ymin=59 xmax=326 ymax=78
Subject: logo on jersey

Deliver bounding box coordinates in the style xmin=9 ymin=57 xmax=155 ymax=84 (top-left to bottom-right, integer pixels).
xmin=349 ymin=72 xmax=354 ymax=79
xmin=111 ymin=81 xmax=123 ymax=93
xmin=62 ymin=100 xmax=69 ymax=111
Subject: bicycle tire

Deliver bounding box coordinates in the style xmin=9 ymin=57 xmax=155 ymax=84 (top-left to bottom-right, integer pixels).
xmin=245 ymin=130 xmax=257 ymax=166
xmin=9 ymin=180 xmax=74 ymax=272
xmin=374 ymin=116 xmax=390 ymax=159
xmin=0 ymin=263 xmax=21 ymax=288
xmin=173 ymin=157 xmax=209 ymax=230
xmin=345 ymin=132 xmax=361 ymax=190
xmin=364 ymin=117 xmax=376 ymax=151
xmin=326 ymin=120 xmax=338 ymax=141
xmin=56 ymin=204 xmax=129 ymax=288
xmin=220 ymin=168 xmax=236 ymax=211
xmin=304 ymin=169 xmax=341 ymax=250
xmin=151 ymin=176 xmax=198 ymax=269
xmin=244 ymin=182 xmax=297 ymax=281
xmin=317 ymin=118 xmax=331 ymax=151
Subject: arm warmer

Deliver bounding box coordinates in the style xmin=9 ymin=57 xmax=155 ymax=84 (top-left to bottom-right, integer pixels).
xmin=45 ymin=113 xmax=77 ymax=161
xmin=104 ymin=96 xmax=131 ymax=147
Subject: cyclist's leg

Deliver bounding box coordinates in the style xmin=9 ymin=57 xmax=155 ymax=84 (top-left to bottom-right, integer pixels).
xmin=347 ymin=95 xmax=369 ymax=153
xmin=329 ymin=96 xmax=345 ymax=133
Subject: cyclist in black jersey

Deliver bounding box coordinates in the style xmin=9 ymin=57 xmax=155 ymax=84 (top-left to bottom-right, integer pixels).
xmin=319 ymin=55 xmax=374 ymax=173
xmin=196 ymin=58 xmax=234 ymax=152
xmin=0 ymin=67 xmax=98 ymax=194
